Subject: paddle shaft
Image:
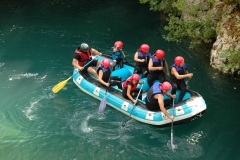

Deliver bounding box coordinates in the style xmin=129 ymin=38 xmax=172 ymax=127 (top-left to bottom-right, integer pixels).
xmin=171 ymin=100 xmax=175 ymax=149
xmin=120 ymin=50 xmax=129 ymax=64
xmin=98 ymin=64 xmax=115 ymax=112
xmin=52 ymin=56 xmax=98 ymax=93
xmin=186 ymin=78 xmax=190 ymax=85
xmin=128 ymin=83 xmax=144 ymax=119
xmin=103 ymin=64 xmax=114 ymax=95
xmin=73 ymin=55 xmax=99 ymax=77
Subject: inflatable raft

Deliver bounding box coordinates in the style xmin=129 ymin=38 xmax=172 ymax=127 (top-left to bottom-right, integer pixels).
xmin=73 ymin=55 xmax=206 ymax=126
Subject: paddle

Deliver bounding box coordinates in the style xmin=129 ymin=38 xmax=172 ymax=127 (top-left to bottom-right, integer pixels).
xmin=122 ymin=82 xmax=144 ymax=126
xmin=120 ymin=49 xmax=129 ymax=64
xmin=98 ymin=63 xmax=114 ymax=112
xmin=171 ymin=99 xmax=175 ymax=150
xmin=186 ymin=78 xmax=190 ymax=85
xmin=52 ymin=56 xmax=98 ymax=93
xmin=186 ymin=78 xmax=191 ymax=89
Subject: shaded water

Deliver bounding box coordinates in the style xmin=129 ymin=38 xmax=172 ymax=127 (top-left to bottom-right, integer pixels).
xmin=0 ymin=0 xmax=240 ymax=159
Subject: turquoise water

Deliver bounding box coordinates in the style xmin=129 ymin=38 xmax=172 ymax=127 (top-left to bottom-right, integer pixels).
xmin=0 ymin=0 xmax=240 ymax=159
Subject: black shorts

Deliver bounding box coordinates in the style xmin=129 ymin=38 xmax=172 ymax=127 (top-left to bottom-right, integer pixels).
xmin=83 ymin=59 xmax=98 ymax=71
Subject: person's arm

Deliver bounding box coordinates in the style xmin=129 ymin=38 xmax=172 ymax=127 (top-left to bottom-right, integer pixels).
xmin=110 ymin=60 xmax=117 ymax=66
xmin=164 ymin=91 xmax=176 ymax=99
xmin=171 ymin=67 xmax=193 ymax=80
xmin=134 ymin=52 xmax=144 ymax=62
xmin=120 ymin=49 xmax=126 ymax=58
xmin=164 ymin=60 xmax=170 ymax=78
xmin=126 ymin=85 xmax=137 ymax=104
xmin=98 ymin=70 xmax=109 ymax=87
xmin=155 ymin=94 xmax=174 ymax=121
xmin=148 ymin=58 xmax=163 ymax=71
xmin=185 ymin=68 xmax=189 ymax=74
xmin=113 ymin=45 xmax=118 ymax=53
xmin=72 ymin=58 xmax=84 ymax=71
xmin=138 ymin=81 xmax=145 ymax=84
xmin=91 ymin=48 xmax=102 ymax=56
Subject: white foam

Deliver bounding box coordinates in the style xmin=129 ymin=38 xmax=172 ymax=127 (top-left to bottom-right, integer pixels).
xmin=23 ymin=100 xmax=40 ymax=120
xmin=9 ymin=73 xmax=38 ymax=80
xmin=80 ymin=114 xmax=93 ymax=133
xmin=0 ymin=62 xmax=5 ymax=67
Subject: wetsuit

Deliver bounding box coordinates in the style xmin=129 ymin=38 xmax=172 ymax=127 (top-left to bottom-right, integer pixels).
xmin=134 ymin=51 xmax=151 ymax=78
xmin=170 ymin=63 xmax=188 ymax=102
xmin=147 ymin=56 xmax=167 ymax=87
xmin=145 ymin=82 xmax=171 ymax=110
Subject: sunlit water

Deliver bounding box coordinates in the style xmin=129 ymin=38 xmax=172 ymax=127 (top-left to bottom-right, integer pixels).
xmin=0 ymin=0 xmax=240 ymax=160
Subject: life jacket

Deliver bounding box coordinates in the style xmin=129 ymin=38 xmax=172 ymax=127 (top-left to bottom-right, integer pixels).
xmin=147 ymin=82 xmax=164 ymax=103
xmin=97 ymin=64 xmax=111 ymax=82
xmin=170 ymin=63 xmax=187 ymax=83
xmin=149 ymin=56 xmax=165 ymax=75
xmin=136 ymin=51 xmax=151 ymax=67
xmin=112 ymin=46 xmax=124 ymax=60
xmin=122 ymin=76 xmax=137 ymax=91
xmin=74 ymin=49 xmax=91 ymax=66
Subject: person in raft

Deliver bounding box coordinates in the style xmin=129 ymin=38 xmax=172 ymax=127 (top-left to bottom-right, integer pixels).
xmin=170 ymin=56 xmax=193 ymax=103
xmin=112 ymin=41 xmax=126 ymax=70
xmin=133 ymin=44 xmax=151 ymax=78
xmin=97 ymin=58 xmax=122 ymax=89
xmin=122 ymin=74 xmax=144 ymax=104
xmin=72 ymin=43 xmax=102 ymax=78
xmin=147 ymin=49 xmax=170 ymax=87
xmin=146 ymin=81 xmax=176 ymax=121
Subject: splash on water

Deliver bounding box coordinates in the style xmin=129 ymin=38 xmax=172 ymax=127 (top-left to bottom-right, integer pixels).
xmin=80 ymin=114 xmax=93 ymax=133
xmin=36 ymin=74 xmax=47 ymax=83
xmin=22 ymin=100 xmax=40 ymax=120
xmin=9 ymin=73 xmax=38 ymax=81
xmin=0 ymin=62 xmax=5 ymax=67
xmin=20 ymin=86 xmax=55 ymax=120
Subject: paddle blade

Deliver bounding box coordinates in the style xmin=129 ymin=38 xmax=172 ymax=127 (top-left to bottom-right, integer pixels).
xmin=52 ymin=77 xmax=71 ymax=93
xmin=98 ymin=96 xmax=107 ymax=112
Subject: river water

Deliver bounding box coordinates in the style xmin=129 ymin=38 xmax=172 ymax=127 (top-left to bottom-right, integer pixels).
xmin=0 ymin=0 xmax=240 ymax=160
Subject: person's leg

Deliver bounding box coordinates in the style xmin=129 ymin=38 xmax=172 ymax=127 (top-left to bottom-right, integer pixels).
xmin=112 ymin=65 xmax=116 ymax=71
xmin=142 ymin=67 xmax=148 ymax=78
xmin=158 ymin=72 xmax=166 ymax=83
xmin=110 ymin=76 xmax=121 ymax=81
xmin=164 ymin=99 xmax=171 ymax=106
xmin=84 ymin=59 xmax=99 ymax=78
xmin=134 ymin=66 xmax=141 ymax=74
xmin=87 ymin=67 xmax=98 ymax=78
xmin=96 ymin=60 xmax=101 ymax=67
xmin=119 ymin=59 xmax=124 ymax=68
xmin=147 ymin=74 xmax=155 ymax=88
xmin=109 ymin=76 xmax=122 ymax=89
xmin=177 ymin=81 xmax=187 ymax=102
xmin=171 ymin=82 xmax=177 ymax=102
xmin=122 ymin=88 xmax=128 ymax=99
xmin=132 ymin=88 xmax=142 ymax=99
xmin=171 ymin=82 xmax=177 ymax=95
xmin=146 ymin=99 xmax=159 ymax=110
xmin=113 ymin=59 xmax=120 ymax=71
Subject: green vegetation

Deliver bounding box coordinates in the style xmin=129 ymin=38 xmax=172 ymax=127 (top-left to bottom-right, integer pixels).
xmin=140 ymin=0 xmax=240 ymax=74
xmin=220 ymin=47 xmax=240 ymax=72
xmin=139 ymin=0 xmax=216 ymax=48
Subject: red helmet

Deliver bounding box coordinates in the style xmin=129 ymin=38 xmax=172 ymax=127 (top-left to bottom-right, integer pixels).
xmin=174 ymin=56 xmax=184 ymax=66
xmin=160 ymin=82 xmax=172 ymax=91
xmin=155 ymin=50 xmax=165 ymax=59
xmin=101 ymin=58 xmax=110 ymax=67
xmin=132 ymin=74 xmax=140 ymax=81
xmin=140 ymin=44 xmax=150 ymax=54
xmin=114 ymin=41 xmax=123 ymax=49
